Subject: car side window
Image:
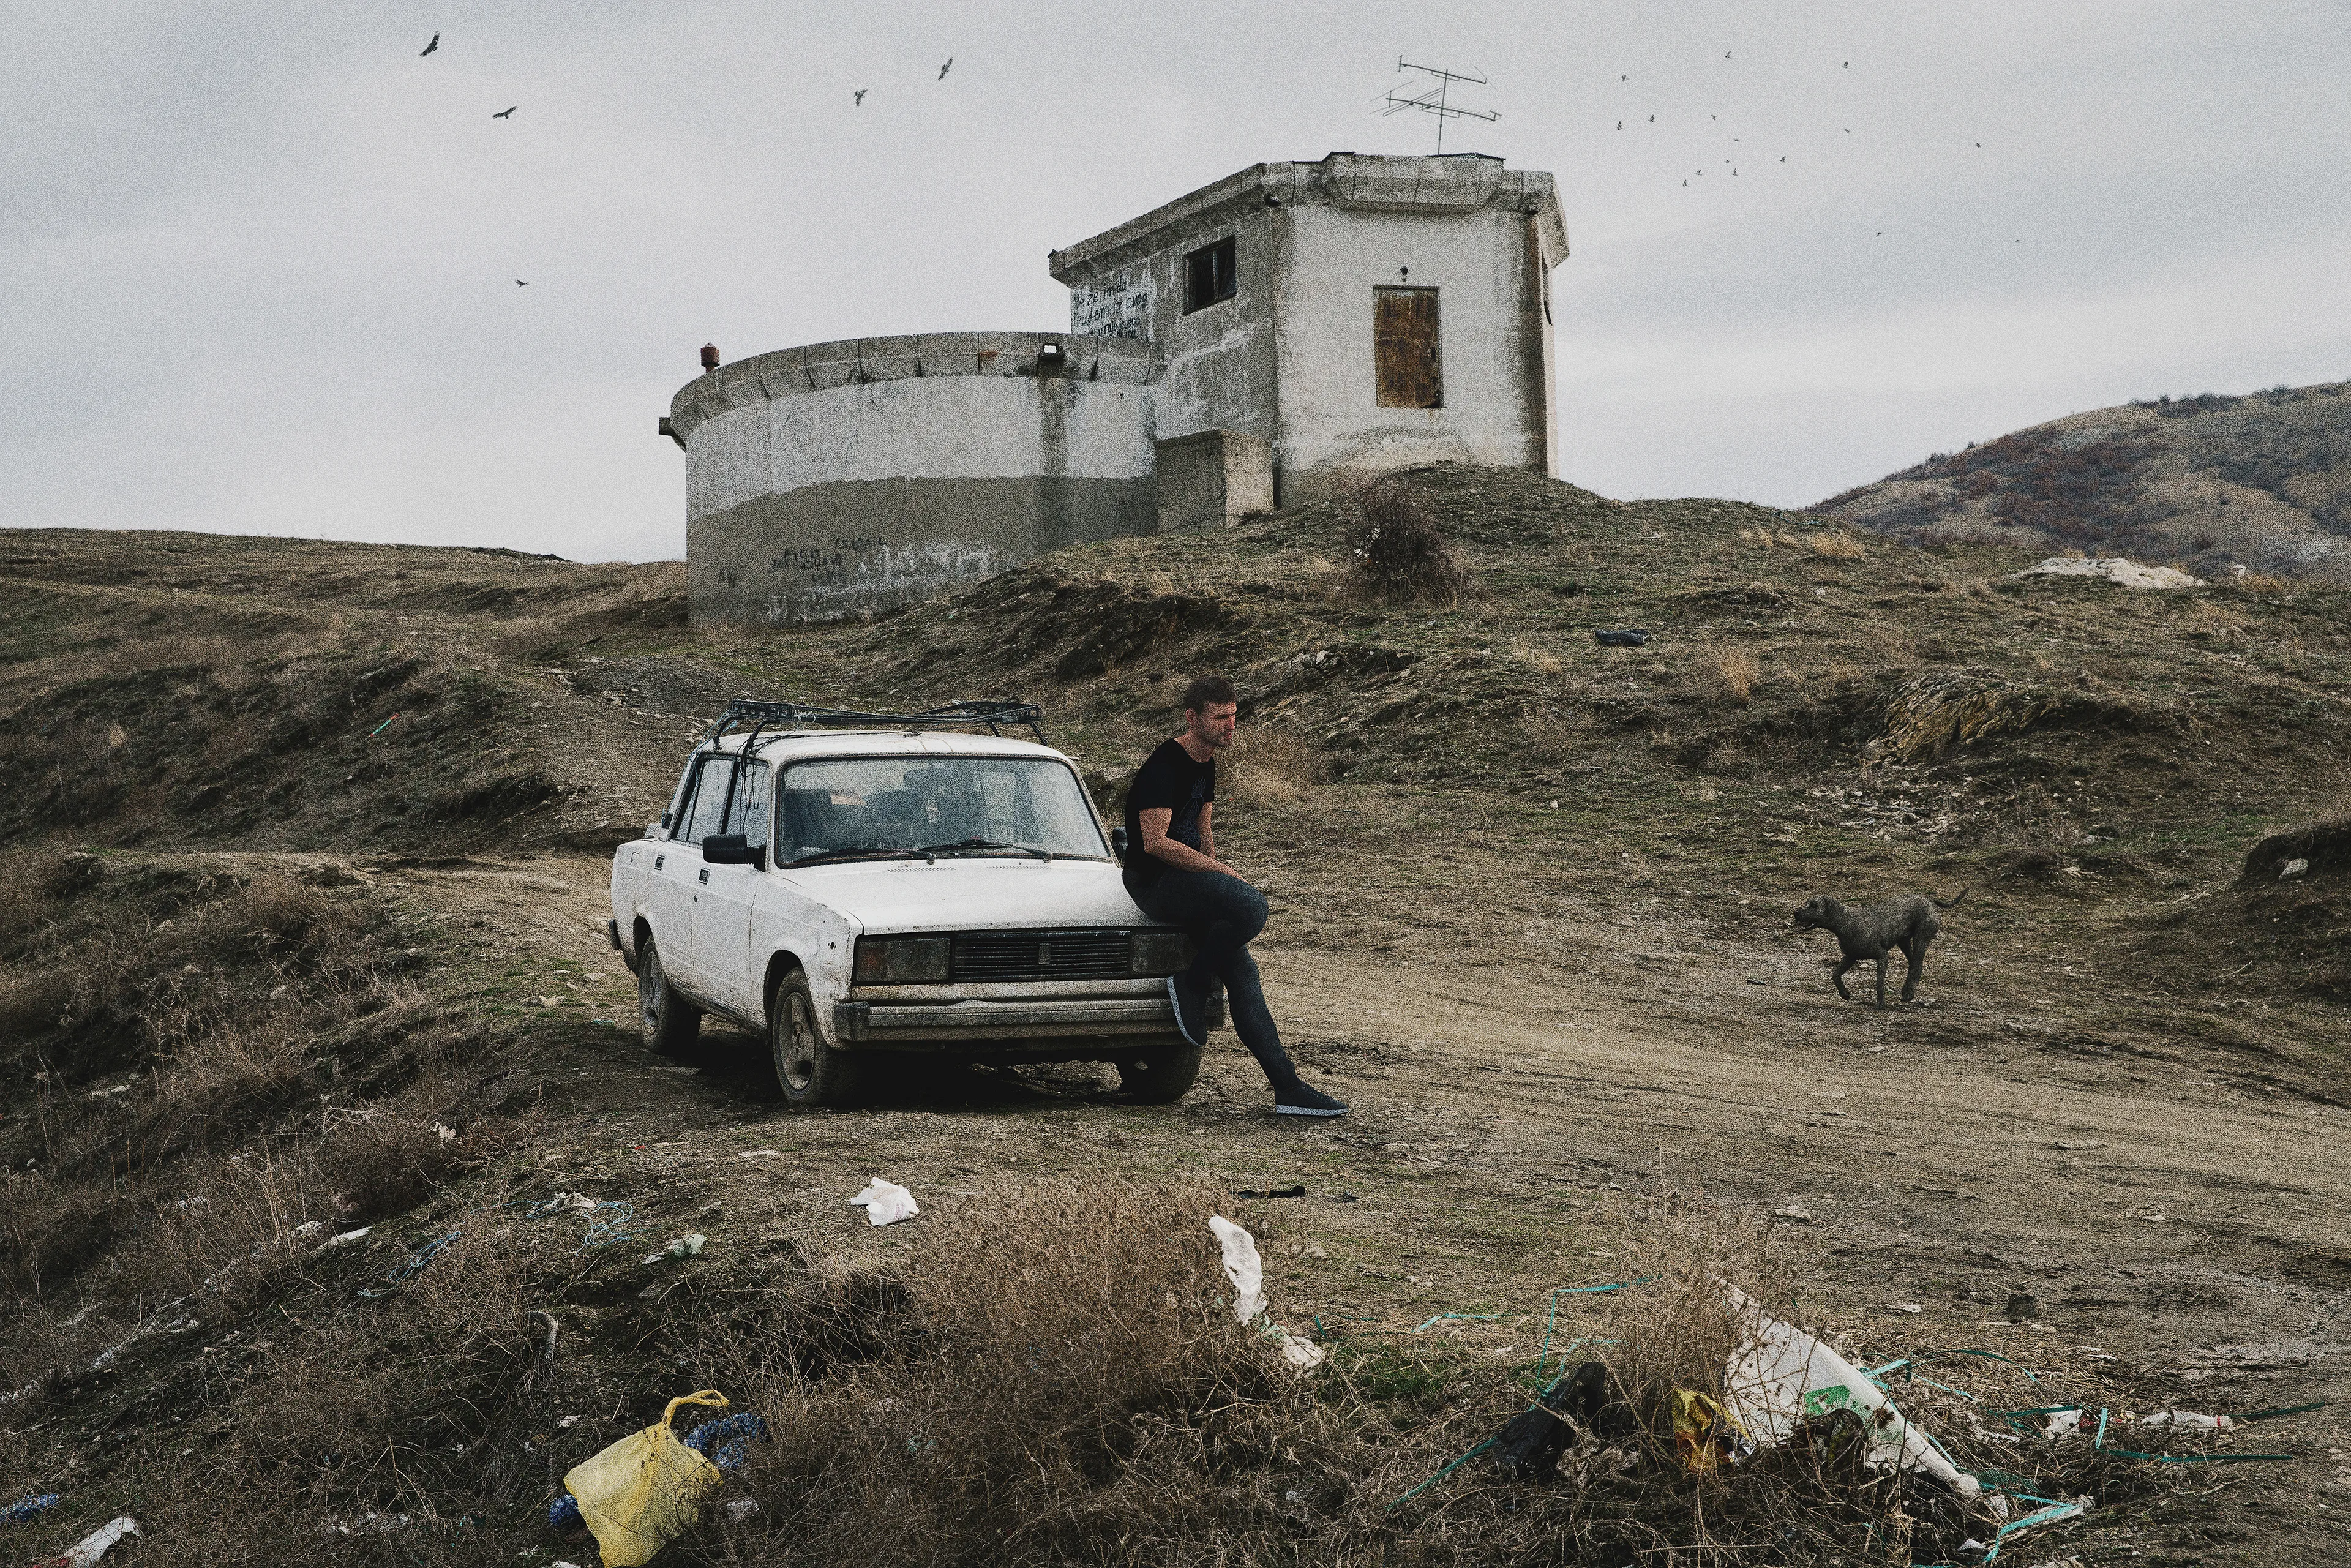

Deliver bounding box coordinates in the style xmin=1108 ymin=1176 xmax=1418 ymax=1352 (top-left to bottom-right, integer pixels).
xmin=667 ymin=760 xmax=704 ymax=841
xmin=681 ymin=758 xmax=737 ymax=843
xmin=727 ymin=761 xmax=771 ymax=850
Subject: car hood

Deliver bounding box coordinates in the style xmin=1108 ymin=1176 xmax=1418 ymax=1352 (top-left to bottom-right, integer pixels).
xmin=775 ymin=856 xmax=1152 ymax=934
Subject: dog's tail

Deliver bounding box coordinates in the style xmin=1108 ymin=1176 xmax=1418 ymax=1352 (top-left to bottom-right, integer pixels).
xmin=1932 ymin=886 xmax=1971 ymax=910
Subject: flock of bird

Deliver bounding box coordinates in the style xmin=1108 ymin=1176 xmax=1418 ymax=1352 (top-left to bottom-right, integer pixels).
xmin=418 ymin=30 xmax=954 ymax=286
xmin=1600 ymin=53 xmax=1992 ymax=241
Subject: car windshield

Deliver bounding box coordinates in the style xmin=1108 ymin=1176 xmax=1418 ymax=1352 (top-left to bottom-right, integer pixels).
xmin=776 ymin=756 xmax=1109 ymax=864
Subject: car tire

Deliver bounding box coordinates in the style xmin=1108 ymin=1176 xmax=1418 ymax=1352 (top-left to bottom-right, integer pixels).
xmin=1116 ymin=1040 xmax=1202 ymax=1104
xmin=638 ymin=938 xmax=700 ymax=1056
xmin=770 ymin=971 xmax=870 ymax=1109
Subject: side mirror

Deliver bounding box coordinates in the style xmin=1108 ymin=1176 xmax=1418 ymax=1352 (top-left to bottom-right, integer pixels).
xmin=1109 ymin=826 xmax=1128 ymax=858
xmin=702 ymin=833 xmax=766 ymax=869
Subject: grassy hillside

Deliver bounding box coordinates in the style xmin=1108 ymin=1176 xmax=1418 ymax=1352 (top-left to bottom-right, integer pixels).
xmin=1812 ymin=380 xmax=2351 ymax=585
xmin=4 ymin=471 xmax=2349 ymax=1565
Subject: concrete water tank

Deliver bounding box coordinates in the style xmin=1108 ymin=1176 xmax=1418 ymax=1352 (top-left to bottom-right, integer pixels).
xmin=671 ymin=332 xmax=1161 ymax=626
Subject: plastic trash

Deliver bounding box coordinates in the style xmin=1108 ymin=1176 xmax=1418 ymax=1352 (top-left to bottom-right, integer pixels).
xmin=849 ymin=1179 xmax=918 ymax=1227
xmin=563 ymin=1390 xmax=729 ymax=1567
xmin=1206 ymin=1216 xmax=1324 ymax=1371
xmin=1721 ymin=1288 xmax=1977 ymax=1497
xmin=682 ymin=1411 xmax=768 ymax=1471
xmin=548 ymin=1491 xmax=583 ymax=1529
xmin=36 ymin=1517 xmax=137 ymax=1568
xmin=642 ymin=1233 xmax=707 ymax=1264
xmin=2044 ymin=1409 xmax=2084 ymax=1439
xmin=2140 ymin=1410 xmax=2233 ymax=1431
xmin=1594 ymin=629 xmax=1650 ymax=647
xmin=1234 ymin=1185 xmax=1307 ymax=1199
xmin=1671 ymin=1388 xmax=1754 ymax=1474
xmin=4 ymin=1493 xmax=60 ymax=1524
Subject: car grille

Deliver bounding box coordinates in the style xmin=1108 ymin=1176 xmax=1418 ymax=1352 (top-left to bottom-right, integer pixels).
xmin=950 ymin=929 xmax=1132 ymax=983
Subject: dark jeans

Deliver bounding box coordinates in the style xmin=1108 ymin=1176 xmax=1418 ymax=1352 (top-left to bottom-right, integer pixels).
xmin=1133 ymin=869 xmax=1299 ymax=1090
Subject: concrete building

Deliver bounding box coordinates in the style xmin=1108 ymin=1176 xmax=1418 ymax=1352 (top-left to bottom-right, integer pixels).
xmin=671 ymin=152 xmax=1565 ymax=626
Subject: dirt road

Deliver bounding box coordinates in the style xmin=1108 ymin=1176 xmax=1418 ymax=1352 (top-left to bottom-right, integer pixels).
xmin=391 ymin=847 xmax=2351 ymax=1564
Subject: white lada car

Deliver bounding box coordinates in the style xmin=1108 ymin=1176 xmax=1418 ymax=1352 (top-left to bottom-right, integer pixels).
xmin=606 ymin=701 xmax=1215 ymax=1108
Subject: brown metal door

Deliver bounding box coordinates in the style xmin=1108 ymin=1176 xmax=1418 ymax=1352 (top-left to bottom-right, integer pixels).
xmin=1374 ymin=287 xmax=1442 ymax=408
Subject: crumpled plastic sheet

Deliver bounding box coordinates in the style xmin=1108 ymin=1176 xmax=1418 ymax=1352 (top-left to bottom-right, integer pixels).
xmin=850 ymin=1178 xmax=918 ymax=1227
xmin=36 ymin=1515 xmax=138 ymax=1568
xmin=1722 ymin=1287 xmax=1977 ymax=1497
xmin=1207 ymin=1215 xmax=1325 ymax=1372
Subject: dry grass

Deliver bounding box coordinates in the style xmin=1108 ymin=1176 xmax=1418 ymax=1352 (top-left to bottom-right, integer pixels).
xmin=1343 ymin=479 xmax=1470 ymax=607
xmin=1708 ymin=645 xmax=1763 ymax=704
xmin=1224 ymin=726 xmax=1327 ymax=803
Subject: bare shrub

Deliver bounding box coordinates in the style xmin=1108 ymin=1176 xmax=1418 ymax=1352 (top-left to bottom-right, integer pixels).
xmin=1803 ymin=529 xmax=1868 ymax=560
xmin=1343 ymin=479 xmax=1469 ymax=606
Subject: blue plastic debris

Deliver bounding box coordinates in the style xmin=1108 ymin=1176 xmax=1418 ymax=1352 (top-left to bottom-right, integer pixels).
xmin=547 ymin=1491 xmax=582 ymax=1529
xmin=684 ymin=1412 xmax=770 ymax=1471
xmin=4 ymin=1493 xmax=60 ymax=1524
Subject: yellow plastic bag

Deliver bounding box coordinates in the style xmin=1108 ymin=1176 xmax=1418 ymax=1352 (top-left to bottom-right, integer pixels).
xmin=1670 ymin=1387 xmax=1753 ymax=1476
xmin=564 ymin=1390 xmax=729 ymax=1566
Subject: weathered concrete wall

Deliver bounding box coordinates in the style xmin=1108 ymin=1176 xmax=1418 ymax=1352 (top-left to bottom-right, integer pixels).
xmin=1052 ymin=153 xmax=1566 ymax=501
xmin=1155 ymin=429 xmax=1273 ymax=531
xmin=673 ymin=334 xmax=1160 ymax=626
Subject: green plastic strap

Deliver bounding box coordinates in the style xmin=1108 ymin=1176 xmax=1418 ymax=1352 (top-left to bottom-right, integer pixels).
xmin=2092 ymin=1406 xmax=2298 ymax=1464
xmin=1911 ymin=1348 xmax=2043 ymax=1387
xmin=1388 ymin=1436 xmax=1496 ymax=1509
xmin=1982 ymin=1501 xmax=2085 ymax=1562
xmin=1411 ymin=1312 xmax=1500 ymax=1334
xmin=2240 ymin=1400 xmax=2326 ymax=1422
xmin=1534 ymin=1277 xmax=1654 ymax=1372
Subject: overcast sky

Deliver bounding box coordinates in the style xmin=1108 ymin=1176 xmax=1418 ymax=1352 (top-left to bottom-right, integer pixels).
xmin=5 ymin=1 xmax=2345 ymax=562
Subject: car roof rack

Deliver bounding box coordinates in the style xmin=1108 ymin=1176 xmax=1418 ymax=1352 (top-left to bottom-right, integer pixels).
xmin=691 ymin=698 xmax=1049 ymax=756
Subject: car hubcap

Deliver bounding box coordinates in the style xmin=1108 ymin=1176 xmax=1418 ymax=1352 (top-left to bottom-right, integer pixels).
xmin=779 ymin=994 xmax=818 ymax=1092
xmin=641 ymin=959 xmax=662 ymax=1037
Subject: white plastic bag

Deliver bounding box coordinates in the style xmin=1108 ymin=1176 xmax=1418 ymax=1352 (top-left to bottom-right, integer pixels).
xmin=42 ymin=1517 xmax=138 ymax=1568
xmin=850 ymin=1178 xmax=918 ymax=1227
xmin=1722 ymin=1288 xmax=1976 ymax=1497
xmin=1207 ymin=1216 xmax=1324 ymax=1371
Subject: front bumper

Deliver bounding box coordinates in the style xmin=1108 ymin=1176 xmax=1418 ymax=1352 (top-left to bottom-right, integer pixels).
xmin=832 ymin=991 xmax=1225 ymax=1047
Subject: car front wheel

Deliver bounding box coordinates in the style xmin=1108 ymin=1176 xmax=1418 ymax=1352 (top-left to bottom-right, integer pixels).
xmin=638 ymin=937 xmax=700 ymax=1055
xmin=770 ymin=972 xmax=870 ymax=1108
xmin=1116 ymin=1040 xmax=1202 ymax=1104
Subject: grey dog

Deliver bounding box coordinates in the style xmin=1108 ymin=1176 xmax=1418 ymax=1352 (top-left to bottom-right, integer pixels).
xmin=1792 ymin=889 xmax=1968 ymax=1007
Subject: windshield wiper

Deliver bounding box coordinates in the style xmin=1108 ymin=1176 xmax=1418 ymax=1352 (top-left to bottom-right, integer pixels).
xmin=913 ymin=838 xmax=1052 ymax=861
xmin=784 ymin=847 xmax=924 ymax=868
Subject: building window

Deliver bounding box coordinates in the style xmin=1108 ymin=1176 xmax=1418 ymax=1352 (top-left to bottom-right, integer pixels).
xmin=1374 ymin=287 xmax=1442 ymax=408
xmin=1183 ymin=238 xmax=1237 ymax=313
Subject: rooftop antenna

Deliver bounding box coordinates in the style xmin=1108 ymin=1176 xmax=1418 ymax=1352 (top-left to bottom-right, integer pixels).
xmin=1379 ymin=58 xmax=1499 ymax=153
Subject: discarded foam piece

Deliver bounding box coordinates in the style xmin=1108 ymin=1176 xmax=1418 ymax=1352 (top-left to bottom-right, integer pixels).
xmin=1721 ymin=1288 xmax=1978 ymax=1497
xmin=849 ymin=1178 xmax=918 ymax=1227
xmin=1207 ymin=1216 xmax=1325 ymax=1371
xmin=564 ymin=1391 xmax=729 ymax=1568
xmin=37 ymin=1516 xmax=138 ymax=1568
xmin=2013 ymin=556 xmax=2203 ymax=590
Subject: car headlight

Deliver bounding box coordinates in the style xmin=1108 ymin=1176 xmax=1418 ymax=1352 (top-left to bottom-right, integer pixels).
xmin=854 ymin=936 xmax=951 ymax=984
xmin=1130 ymin=930 xmax=1194 ymax=976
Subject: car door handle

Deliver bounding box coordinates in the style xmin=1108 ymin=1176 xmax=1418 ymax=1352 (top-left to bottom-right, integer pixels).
xmin=698 ymin=868 xmax=710 ymax=884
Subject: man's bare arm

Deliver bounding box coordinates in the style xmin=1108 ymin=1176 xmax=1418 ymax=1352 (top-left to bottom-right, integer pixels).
xmin=1196 ymin=801 xmax=1215 ymax=861
xmin=1138 ymin=806 xmax=1229 ymax=876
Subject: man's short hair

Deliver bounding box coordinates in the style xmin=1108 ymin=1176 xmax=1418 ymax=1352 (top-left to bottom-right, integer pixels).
xmin=1182 ymin=674 xmax=1237 ymax=715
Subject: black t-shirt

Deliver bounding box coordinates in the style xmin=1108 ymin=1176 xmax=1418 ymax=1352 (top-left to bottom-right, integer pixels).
xmin=1121 ymin=738 xmax=1215 ymax=895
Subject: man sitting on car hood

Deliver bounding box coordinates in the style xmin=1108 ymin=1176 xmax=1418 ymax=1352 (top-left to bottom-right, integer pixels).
xmin=1121 ymin=675 xmax=1348 ymax=1117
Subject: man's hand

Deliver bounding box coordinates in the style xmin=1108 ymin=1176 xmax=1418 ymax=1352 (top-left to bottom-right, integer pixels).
xmin=1138 ymin=806 xmax=1232 ymax=877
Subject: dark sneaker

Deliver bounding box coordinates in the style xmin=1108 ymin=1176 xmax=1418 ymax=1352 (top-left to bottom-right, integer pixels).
xmin=1275 ymin=1082 xmax=1349 ymax=1117
xmin=1167 ymin=972 xmax=1211 ymax=1048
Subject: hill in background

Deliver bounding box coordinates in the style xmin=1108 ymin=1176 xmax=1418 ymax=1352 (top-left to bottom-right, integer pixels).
xmin=1812 ymin=380 xmax=2351 ymax=583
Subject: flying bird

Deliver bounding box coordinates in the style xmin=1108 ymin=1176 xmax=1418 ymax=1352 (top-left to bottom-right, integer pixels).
xmin=1724 ymin=51 xmax=1731 ymax=58
xmin=493 ymin=106 xmax=516 ymax=118
xmin=515 ymin=279 xmax=528 ymax=286
xmin=937 ymin=57 xmax=952 ymax=79
xmin=421 ymin=32 xmax=438 ymax=56
xmin=853 ymin=88 xmax=866 ymax=105
xmin=1616 ymin=121 xmax=1622 ymax=129
xmin=1648 ymin=114 xmax=1654 ymax=122
xmin=1779 ymin=155 xmax=1786 ymax=162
